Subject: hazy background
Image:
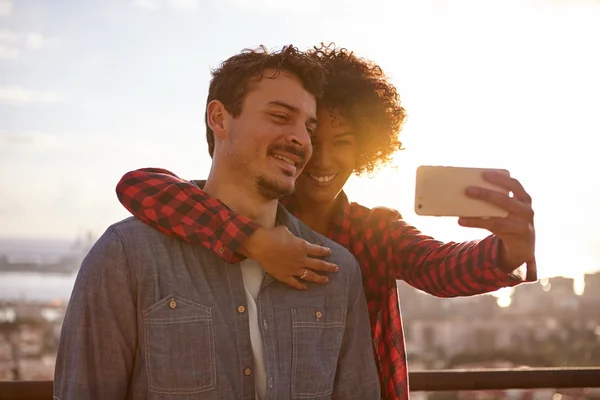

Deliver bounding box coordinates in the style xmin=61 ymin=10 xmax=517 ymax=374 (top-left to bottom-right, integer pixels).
xmin=1 ymin=1 xmax=600 ymax=391
xmin=1 ymin=0 xmax=599 ymax=282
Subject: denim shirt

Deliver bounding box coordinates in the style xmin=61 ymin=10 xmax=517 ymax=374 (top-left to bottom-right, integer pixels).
xmin=53 ymin=205 xmax=380 ymax=400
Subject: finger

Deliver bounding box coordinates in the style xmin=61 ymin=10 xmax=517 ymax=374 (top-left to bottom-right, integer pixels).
xmin=282 ymin=276 xmax=307 ymax=291
xmin=465 ymin=187 xmax=533 ymax=220
xmin=483 ymin=172 xmax=532 ymax=205
xmin=458 ymin=216 xmax=533 ymax=235
xmin=274 ymin=225 xmax=292 ymax=234
xmin=508 ymin=178 xmax=532 ymax=205
xmin=304 ymin=242 xmax=332 ymax=258
xmin=305 ymin=257 xmax=338 ymax=273
xmin=300 ymin=269 xmax=329 ymax=285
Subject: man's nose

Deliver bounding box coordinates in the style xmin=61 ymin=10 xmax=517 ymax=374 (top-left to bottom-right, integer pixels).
xmin=285 ymin=124 xmax=312 ymax=149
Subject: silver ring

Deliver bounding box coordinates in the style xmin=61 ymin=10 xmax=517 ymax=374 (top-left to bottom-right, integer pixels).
xmin=300 ymin=269 xmax=308 ymax=280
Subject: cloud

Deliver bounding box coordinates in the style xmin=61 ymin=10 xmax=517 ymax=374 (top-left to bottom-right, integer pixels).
xmin=133 ymin=0 xmax=159 ymax=9
xmin=0 ymin=131 xmax=71 ymax=153
xmin=0 ymin=29 xmax=18 ymax=59
xmin=215 ymin=0 xmax=322 ymax=15
xmin=168 ymin=0 xmax=199 ymax=8
xmin=0 ymin=30 xmax=55 ymax=61
xmin=0 ymin=0 xmax=12 ymax=17
xmin=0 ymin=86 xmax=68 ymax=104
xmin=25 ymin=32 xmax=45 ymax=50
xmin=0 ymin=44 xmax=19 ymax=59
xmin=134 ymin=0 xmax=199 ymax=10
xmin=0 ymin=130 xmax=159 ymax=156
xmin=0 ymin=29 xmax=17 ymax=42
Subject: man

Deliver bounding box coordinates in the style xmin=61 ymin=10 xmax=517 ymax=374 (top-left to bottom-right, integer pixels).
xmin=53 ymin=45 xmax=381 ymax=399
xmin=115 ymin=44 xmax=537 ymax=399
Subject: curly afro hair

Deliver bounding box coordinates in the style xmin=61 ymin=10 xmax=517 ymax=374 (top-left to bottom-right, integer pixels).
xmin=308 ymin=43 xmax=406 ymax=175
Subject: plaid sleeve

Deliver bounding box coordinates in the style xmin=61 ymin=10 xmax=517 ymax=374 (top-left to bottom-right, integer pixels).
xmin=115 ymin=168 xmax=262 ymax=263
xmin=366 ymin=208 xmax=532 ymax=298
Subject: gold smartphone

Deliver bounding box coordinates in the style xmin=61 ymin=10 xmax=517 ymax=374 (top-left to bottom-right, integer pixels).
xmin=414 ymin=165 xmax=510 ymax=218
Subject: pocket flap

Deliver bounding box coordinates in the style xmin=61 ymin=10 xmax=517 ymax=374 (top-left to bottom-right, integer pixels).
xmin=291 ymin=306 xmax=347 ymax=328
xmin=143 ymin=293 xmax=211 ymax=322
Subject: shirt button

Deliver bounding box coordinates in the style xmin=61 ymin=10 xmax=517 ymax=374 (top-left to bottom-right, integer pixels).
xmin=169 ymin=300 xmax=177 ymax=309
xmin=244 ymin=367 xmax=252 ymax=376
xmin=219 ymin=246 xmax=225 ymax=254
xmin=315 ymin=311 xmax=322 ymax=319
xmin=237 ymin=305 xmax=246 ymax=313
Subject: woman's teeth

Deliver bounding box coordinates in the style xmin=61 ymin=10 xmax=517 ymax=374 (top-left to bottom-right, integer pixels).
xmin=308 ymin=173 xmax=336 ymax=183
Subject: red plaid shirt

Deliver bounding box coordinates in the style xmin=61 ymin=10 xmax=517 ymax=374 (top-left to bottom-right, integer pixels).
xmin=116 ymin=168 xmax=531 ymax=400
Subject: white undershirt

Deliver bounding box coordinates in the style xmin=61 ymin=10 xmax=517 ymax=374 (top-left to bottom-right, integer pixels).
xmin=240 ymin=258 xmax=267 ymax=400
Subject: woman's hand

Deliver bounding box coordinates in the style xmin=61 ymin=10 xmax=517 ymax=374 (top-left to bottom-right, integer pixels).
xmin=241 ymin=226 xmax=339 ymax=290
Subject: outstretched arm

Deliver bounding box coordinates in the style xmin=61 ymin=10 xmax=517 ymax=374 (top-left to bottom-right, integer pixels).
xmin=369 ymin=170 xmax=537 ymax=298
xmin=384 ymin=216 xmax=529 ymax=297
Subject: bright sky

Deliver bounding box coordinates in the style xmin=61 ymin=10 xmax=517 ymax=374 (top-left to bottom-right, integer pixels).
xmin=1 ymin=0 xmax=598 ymax=280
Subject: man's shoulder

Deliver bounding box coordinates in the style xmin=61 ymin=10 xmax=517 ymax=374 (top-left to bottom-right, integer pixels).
xmin=75 ymin=217 xmax=166 ymax=280
xmin=109 ymin=216 xmax=165 ymax=240
xmin=110 ymin=216 xmax=156 ymax=232
xmin=88 ymin=217 xmax=211 ymax=275
xmin=100 ymin=217 xmax=183 ymax=253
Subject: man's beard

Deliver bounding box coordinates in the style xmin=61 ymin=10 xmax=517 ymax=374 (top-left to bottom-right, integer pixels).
xmin=255 ymin=142 xmax=306 ymax=200
xmin=226 ymin=134 xmax=307 ymax=200
xmin=255 ymin=175 xmax=295 ymax=200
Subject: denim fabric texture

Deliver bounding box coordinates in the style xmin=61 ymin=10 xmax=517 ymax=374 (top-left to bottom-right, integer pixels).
xmin=53 ymin=205 xmax=380 ymax=400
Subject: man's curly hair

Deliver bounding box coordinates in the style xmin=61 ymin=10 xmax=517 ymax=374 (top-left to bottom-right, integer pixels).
xmin=205 ymin=45 xmax=326 ymax=157
xmin=308 ymin=43 xmax=406 ymax=175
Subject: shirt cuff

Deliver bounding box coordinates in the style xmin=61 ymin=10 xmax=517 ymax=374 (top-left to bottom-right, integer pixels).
xmin=213 ymin=213 xmax=262 ymax=264
xmin=485 ymin=236 xmax=535 ymax=286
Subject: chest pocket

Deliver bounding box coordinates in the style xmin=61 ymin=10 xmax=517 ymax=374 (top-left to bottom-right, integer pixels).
xmin=291 ymin=306 xmax=347 ymax=398
xmin=142 ymin=294 xmax=216 ymax=395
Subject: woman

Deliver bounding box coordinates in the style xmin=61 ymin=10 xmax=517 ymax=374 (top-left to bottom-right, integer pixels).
xmin=116 ymin=44 xmax=536 ymax=399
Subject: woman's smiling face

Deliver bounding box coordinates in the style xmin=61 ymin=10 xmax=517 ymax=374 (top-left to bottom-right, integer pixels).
xmin=294 ymin=108 xmax=357 ymax=206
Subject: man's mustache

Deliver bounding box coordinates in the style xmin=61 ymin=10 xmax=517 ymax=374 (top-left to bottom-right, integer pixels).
xmin=268 ymin=144 xmax=308 ymax=165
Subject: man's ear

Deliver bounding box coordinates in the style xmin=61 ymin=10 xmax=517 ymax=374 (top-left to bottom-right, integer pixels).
xmin=206 ymin=100 xmax=229 ymax=140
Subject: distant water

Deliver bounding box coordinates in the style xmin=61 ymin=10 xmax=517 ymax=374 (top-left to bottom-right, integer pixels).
xmin=0 ymin=237 xmax=78 ymax=262
xmin=0 ymin=272 xmax=77 ymax=301
xmin=0 ymin=237 xmax=81 ymax=301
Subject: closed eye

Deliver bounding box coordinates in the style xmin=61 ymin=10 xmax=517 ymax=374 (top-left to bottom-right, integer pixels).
xmin=270 ymin=113 xmax=289 ymax=122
